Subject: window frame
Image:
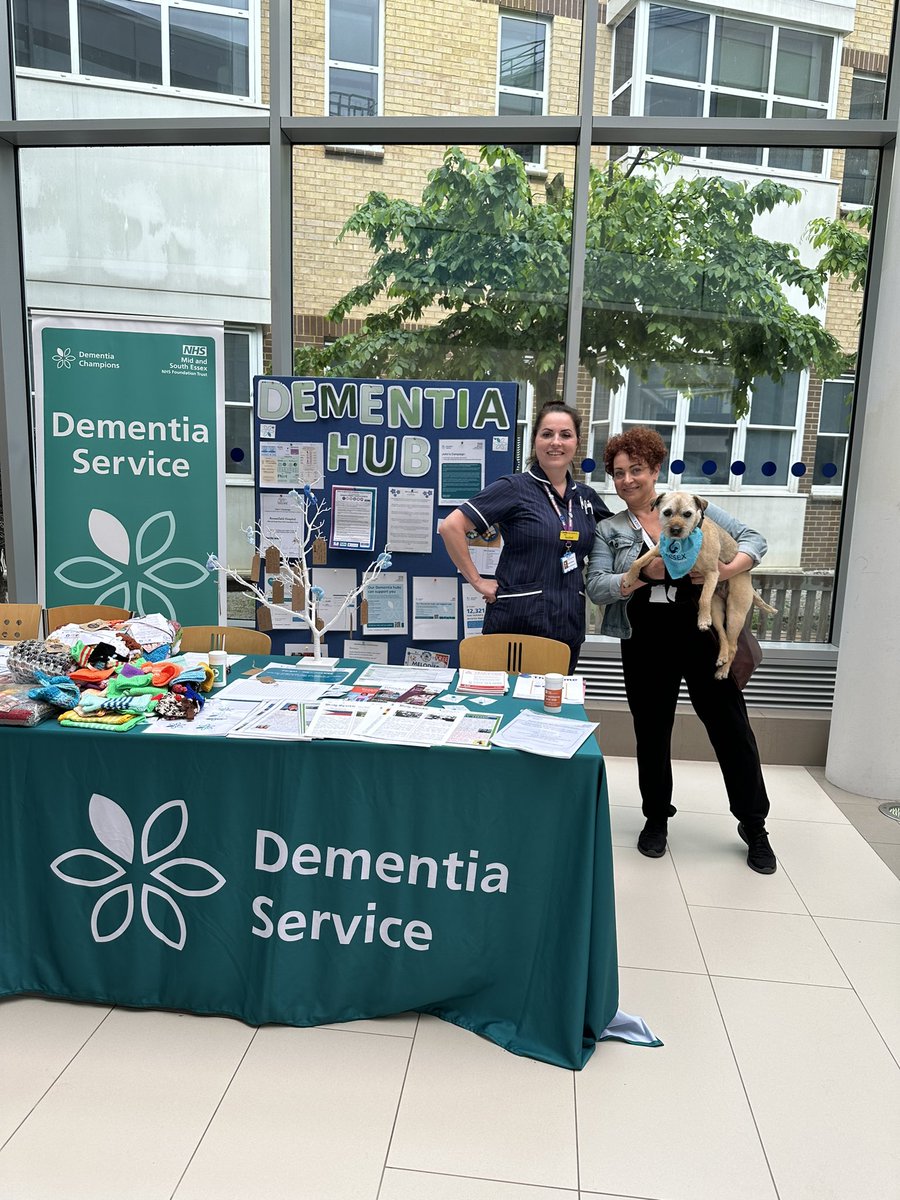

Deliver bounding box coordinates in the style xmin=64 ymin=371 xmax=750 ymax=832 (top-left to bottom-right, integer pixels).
xmin=223 ymin=325 xmax=262 ymax=488
xmin=496 ymin=10 xmax=551 ymax=171
xmin=325 ymin=0 xmax=384 ymax=119
xmin=812 ymin=375 xmax=854 ymax=495
xmin=13 ymin=0 xmax=259 ymax=103
xmin=841 ymin=72 xmax=886 ymax=209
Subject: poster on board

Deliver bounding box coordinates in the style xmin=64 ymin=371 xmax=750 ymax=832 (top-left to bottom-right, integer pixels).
xmin=33 ymin=313 xmax=225 ymax=624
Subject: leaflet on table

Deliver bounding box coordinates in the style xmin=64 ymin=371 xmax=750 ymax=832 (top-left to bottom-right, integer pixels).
xmin=444 ymin=713 xmax=501 ymax=749
xmin=359 ymin=703 xmax=465 ymax=747
xmin=438 ymin=438 xmax=485 ymax=505
xmin=403 ymin=647 xmax=450 ymax=669
xmin=387 ymin=486 xmax=434 ymax=554
xmin=144 ymin=699 xmax=253 ymax=737
xmin=311 ymin=567 xmax=358 ymax=630
xmin=491 ymin=710 xmax=598 ymax=759
xmin=343 ymin=638 xmax=389 ymax=664
xmin=227 ymin=699 xmax=304 ymax=740
xmin=461 ymin=583 xmax=486 ymax=638
xmin=260 ymin=491 xmax=306 ymax=558
xmin=412 ymin=576 xmax=458 ymax=640
xmin=254 ymin=662 xmax=353 ymax=684
xmin=457 ymin=669 xmax=509 ymax=693
xmin=356 ymin=663 xmax=457 ymax=686
xmin=362 ymin=572 xmax=407 ymax=635
xmin=258 ymin=441 xmax=322 ymax=488
xmin=214 ymin=669 xmax=334 ymax=704
xmin=512 ymin=675 xmax=586 ymax=705
xmin=347 ymin=681 xmax=445 ymax=706
xmin=304 ymin=700 xmax=388 ymax=741
xmin=329 ymin=484 xmax=377 ymax=552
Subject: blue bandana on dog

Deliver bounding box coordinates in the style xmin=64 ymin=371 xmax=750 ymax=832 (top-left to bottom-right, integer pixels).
xmin=659 ymin=529 xmax=703 ymax=578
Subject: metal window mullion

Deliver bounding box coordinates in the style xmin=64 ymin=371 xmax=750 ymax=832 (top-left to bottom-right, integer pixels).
xmin=561 ymin=0 xmax=599 ymax=413
xmin=161 ymin=0 xmax=172 ymax=89
xmin=269 ymin=0 xmax=292 ymax=375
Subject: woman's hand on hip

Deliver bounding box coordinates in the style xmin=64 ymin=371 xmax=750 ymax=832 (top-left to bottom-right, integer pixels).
xmin=476 ymin=578 xmax=499 ymax=603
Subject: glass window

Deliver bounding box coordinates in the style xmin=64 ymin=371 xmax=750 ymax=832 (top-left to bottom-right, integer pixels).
xmin=13 ymin=0 xmax=71 ymax=71
xmin=612 ymin=10 xmax=635 ymax=93
xmin=15 ymin=0 xmax=253 ymax=99
xmin=774 ymin=28 xmax=832 ymax=103
xmin=328 ymin=0 xmax=381 ymax=117
xmin=814 ymin=378 xmax=853 ymax=487
xmin=225 ymin=330 xmax=255 ymax=478
xmin=497 ymin=14 xmax=549 ymax=168
xmin=768 ymin=105 xmax=825 ymax=173
xmin=648 ymin=4 xmax=707 ymax=83
xmin=712 ymin=17 xmax=771 ymax=92
xmin=843 ymin=75 xmax=886 ymax=206
xmin=170 ymin=10 xmax=249 ymax=97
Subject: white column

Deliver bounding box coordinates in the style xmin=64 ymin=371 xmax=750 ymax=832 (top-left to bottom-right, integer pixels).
xmin=825 ymin=166 xmax=900 ymax=801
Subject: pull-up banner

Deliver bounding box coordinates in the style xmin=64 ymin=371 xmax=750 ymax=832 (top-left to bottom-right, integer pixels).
xmin=33 ymin=314 xmax=225 ymax=624
xmin=254 ymin=376 xmax=517 ymax=661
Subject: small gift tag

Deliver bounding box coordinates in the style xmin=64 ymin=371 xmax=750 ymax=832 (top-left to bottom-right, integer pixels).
xmin=312 ymin=538 xmax=328 ymax=565
xmin=359 ymin=598 xmax=368 ymax=625
xmin=264 ymin=546 xmax=281 ymax=574
xmin=250 ymin=553 xmax=261 ymax=580
xmin=315 ymin=617 xmax=325 ymax=631
xmin=256 ymin=606 xmax=273 ymax=631
xmin=292 ymin=584 xmax=305 ymax=611
xmin=271 ymin=580 xmax=284 ymax=605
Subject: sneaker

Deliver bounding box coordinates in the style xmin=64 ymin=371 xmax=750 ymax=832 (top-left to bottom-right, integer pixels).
xmin=738 ymin=823 xmax=777 ymax=874
xmin=637 ymin=820 xmax=668 ymax=858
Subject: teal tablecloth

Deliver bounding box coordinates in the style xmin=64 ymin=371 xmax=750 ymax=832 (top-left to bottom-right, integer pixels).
xmin=0 ymin=659 xmax=618 ymax=1068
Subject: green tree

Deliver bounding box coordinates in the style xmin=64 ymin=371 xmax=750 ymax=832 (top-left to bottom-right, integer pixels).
xmin=295 ymin=146 xmax=852 ymax=418
xmin=807 ymin=206 xmax=871 ymax=294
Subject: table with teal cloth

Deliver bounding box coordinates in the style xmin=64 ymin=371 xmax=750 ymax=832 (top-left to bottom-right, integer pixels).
xmin=0 ymin=657 xmax=619 ymax=1069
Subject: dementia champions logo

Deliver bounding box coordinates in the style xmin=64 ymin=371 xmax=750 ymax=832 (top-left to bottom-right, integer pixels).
xmin=52 ymin=347 xmax=75 ymax=369
xmin=51 ymin=794 xmax=225 ymax=950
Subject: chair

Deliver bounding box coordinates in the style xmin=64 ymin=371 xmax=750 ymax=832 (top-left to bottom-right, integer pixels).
xmin=177 ymin=625 xmax=272 ymax=655
xmin=0 ymin=603 xmax=43 ymax=642
xmin=459 ymin=633 xmax=570 ymax=675
xmin=46 ymin=604 xmax=131 ymax=632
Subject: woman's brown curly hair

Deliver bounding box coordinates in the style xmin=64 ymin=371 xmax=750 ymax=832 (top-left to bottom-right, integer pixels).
xmin=603 ymin=427 xmax=667 ymax=476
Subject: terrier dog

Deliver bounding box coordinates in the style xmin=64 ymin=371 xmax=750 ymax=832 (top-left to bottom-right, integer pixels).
xmin=622 ymin=492 xmax=777 ymax=680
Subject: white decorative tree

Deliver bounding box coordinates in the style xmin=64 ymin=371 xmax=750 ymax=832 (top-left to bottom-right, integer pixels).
xmin=206 ymin=486 xmax=391 ymax=658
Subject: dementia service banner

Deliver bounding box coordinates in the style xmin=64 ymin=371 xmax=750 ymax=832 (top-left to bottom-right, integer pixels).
xmin=33 ymin=314 xmax=224 ymax=623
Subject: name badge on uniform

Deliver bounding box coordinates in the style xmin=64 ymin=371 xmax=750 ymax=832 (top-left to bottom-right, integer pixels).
xmin=559 ymin=530 xmax=579 ymax=542
xmin=561 ymin=551 xmax=578 ymax=574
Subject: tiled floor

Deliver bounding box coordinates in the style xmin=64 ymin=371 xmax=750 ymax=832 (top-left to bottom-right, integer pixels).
xmin=2 ymin=759 xmax=898 ymax=1200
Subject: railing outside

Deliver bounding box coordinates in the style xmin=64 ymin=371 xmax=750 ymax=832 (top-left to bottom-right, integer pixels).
xmin=585 ymin=570 xmax=835 ymax=644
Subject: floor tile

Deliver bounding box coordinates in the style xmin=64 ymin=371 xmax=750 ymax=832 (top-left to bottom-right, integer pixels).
xmin=388 ymin=1016 xmax=577 ymax=1190
xmin=714 ymin=975 xmax=900 ymax=1200
xmin=666 ymin=811 xmax=807 ymax=914
xmin=319 ymin=1011 xmax=418 ymax=1037
xmin=834 ymin=799 xmax=900 ymax=844
xmin=608 ymin=802 xmax=644 ymax=848
xmin=766 ymin=817 xmax=900 ymax=921
xmin=816 ymin=916 xmax=900 ymax=1063
xmin=175 ymin=1025 xmax=410 ymax=1200
xmin=577 ymin=968 xmax=776 ymax=1200
xmin=602 ymin=756 xmax=640 ymax=808
xmin=689 ymin=906 xmax=849 ymax=986
xmin=672 ymin=761 xmax=848 ymax=823
xmin=871 ymin=840 xmax=900 ymax=879
xmin=613 ymin=847 xmax=706 ymax=974
xmin=0 ymin=998 xmax=112 ymax=1149
xmin=0 ymin=1008 xmax=254 ymax=1200
xmin=380 ymin=1169 xmax=576 ymax=1199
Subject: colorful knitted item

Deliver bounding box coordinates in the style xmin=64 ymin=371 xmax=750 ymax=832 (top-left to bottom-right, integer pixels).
xmin=77 ymin=691 xmax=159 ymax=715
xmin=28 ymin=672 xmax=81 ymax=710
xmin=69 ymin=665 xmax=116 ymax=685
xmin=7 ymin=640 xmax=74 ymax=683
xmin=105 ymin=670 xmax=162 ymax=699
xmin=146 ymin=661 xmax=182 ymax=688
xmin=154 ymin=692 xmax=200 ymax=720
xmin=58 ymin=709 xmax=145 ymax=732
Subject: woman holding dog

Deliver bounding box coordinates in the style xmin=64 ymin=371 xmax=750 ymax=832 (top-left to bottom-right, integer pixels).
xmin=586 ymin=426 xmax=776 ymax=874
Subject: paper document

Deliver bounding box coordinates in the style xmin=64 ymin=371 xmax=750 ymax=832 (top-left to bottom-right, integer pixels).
xmin=361 ymin=704 xmax=465 ymax=747
xmin=356 ymin=663 xmax=456 ymax=686
xmin=228 ymin=699 xmax=303 ymax=740
xmin=412 ymin=576 xmax=457 ymax=640
xmin=214 ymin=666 xmax=332 ymax=704
xmin=445 ymin=713 xmax=501 ymax=749
xmin=343 ymin=639 xmax=389 ymax=664
xmin=457 ymin=669 xmax=508 ymax=694
xmin=491 ymin=710 xmax=598 ymax=759
xmin=305 ymin=700 xmax=387 ymax=741
xmin=387 ymin=487 xmax=434 ymax=554
xmin=362 ymin=572 xmax=407 ymax=635
xmin=512 ymin=675 xmax=586 ymax=705
xmin=144 ymin=699 xmax=253 ymax=737
xmin=329 ymin=485 xmax=377 ymax=552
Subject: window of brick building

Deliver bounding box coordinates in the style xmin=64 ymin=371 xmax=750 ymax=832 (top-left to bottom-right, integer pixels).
xmin=814 ymin=377 xmax=853 ymax=489
xmin=842 ymin=74 xmax=886 ymax=206
xmin=327 ymin=0 xmax=382 ymax=117
xmin=497 ymin=12 xmax=550 ymax=169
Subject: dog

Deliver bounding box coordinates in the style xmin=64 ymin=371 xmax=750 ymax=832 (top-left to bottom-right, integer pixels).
xmin=622 ymin=492 xmax=777 ymax=680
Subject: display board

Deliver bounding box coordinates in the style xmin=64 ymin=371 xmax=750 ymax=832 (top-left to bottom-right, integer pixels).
xmin=33 ymin=313 xmax=225 ymax=624
xmin=252 ymin=376 xmax=517 ymax=662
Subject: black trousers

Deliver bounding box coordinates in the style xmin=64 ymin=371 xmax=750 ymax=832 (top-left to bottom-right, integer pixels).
xmin=620 ymin=600 xmax=770 ymax=830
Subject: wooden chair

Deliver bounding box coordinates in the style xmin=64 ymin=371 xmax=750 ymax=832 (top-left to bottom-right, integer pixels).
xmin=459 ymin=633 xmax=570 ymax=675
xmin=46 ymin=604 xmax=131 ymax=632
xmin=0 ymin=603 xmax=43 ymax=642
xmin=178 ymin=625 xmax=272 ymax=655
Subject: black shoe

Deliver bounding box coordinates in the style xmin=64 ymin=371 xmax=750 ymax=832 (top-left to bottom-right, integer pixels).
xmin=738 ymin=823 xmax=777 ymax=874
xmin=637 ymin=820 xmax=667 ymax=858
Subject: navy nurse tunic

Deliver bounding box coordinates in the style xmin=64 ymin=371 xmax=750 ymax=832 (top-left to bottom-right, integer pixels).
xmin=459 ymin=465 xmax=611 ymax=668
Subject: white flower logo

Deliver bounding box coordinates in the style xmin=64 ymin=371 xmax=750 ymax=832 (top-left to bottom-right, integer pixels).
xmin=54 ymin=508 xmax=210 ymax=619
xmin=51 ymin=793 xmax=226 ymax=950
xmin=53 ymin=346 xmax=75 ymax=369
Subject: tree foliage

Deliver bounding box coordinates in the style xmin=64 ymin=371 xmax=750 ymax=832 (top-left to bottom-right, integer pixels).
xmin=295 ymin=146 xmax=853 ymax=419
xmin=807 ymin=206 xmax=871 ymax=293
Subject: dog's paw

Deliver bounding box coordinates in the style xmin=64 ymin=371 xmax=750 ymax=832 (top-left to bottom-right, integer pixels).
xmin=714 ymin=665 xmax=730 ymax=680
xmin=697 ymin=616 xmax=712 ymax=631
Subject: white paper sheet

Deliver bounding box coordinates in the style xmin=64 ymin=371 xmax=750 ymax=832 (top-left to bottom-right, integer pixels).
xmin=412 ymin=575 xmax=458 ymax=640
xmin=227 ymin=699 xmax=304 ymax=740
xmin=214 ymin=669 xmax=332 ymax=704
xmin=344 ymin=639 xmax=389 ymax=663
xmin=403 ymin=648 xmax=450 ymax=669
xmin=362 ymin=572 xmax=407 ymax=635
xmin=144 ymin=699 xmax=253 ymax=737
xmin=312 ymin=567 xmax=358 ymax=631
xmin=258 ymin=441 xmax=323 ymax=488
xmin=461 ymin=582 xmax=486 ymax=637
xmin=387 ymin=486 xmax=434 ymax=554
xmin=438 ymin=439 xmax=485 ymax=505
xmin=356 ymin=663 xmax=457 ymax=685
xmin=491 ymin=710 xmax=598 ymax=759
xmin=360 ymin=703 xmax=464 ymax=747
xmin=469 ymin=545 xmax=502 ymax=576
xmin=329 ymin=485 xmax=377 ymax=552
xmin=512 ymin=674 xmax=586 ymax=705
xmin=260 ymin=492 xmax=306 ymax=558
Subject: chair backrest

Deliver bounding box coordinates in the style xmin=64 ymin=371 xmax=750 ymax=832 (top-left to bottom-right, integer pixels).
xmin=178 ymin=625 xmax=272 ymax=655
xmin=0 ymin=603 xmax=43 ymax=642
xmin=459 ymin=633 xmax=570 ymax=675
xmin=46 ymin=604 xmax=131 ymax=632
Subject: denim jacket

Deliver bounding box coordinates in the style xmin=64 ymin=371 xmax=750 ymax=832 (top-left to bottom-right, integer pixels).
xmin=585 ymin=503 xmax=768 ymax=640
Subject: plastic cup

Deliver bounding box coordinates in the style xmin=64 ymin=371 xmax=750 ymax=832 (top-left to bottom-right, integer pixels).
xmin=543 ymin=673 xmax=564 ymax=714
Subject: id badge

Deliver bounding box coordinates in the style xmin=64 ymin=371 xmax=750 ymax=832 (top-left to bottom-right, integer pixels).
xmin=559 ymin=530 xmax=579 ymax=542
xmin=561 ymin=551 xmax=578 ymax=574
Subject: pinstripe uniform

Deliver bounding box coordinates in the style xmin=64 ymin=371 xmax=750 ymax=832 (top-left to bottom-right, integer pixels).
xmin=459 ymin=466 xmax=611 ymax=670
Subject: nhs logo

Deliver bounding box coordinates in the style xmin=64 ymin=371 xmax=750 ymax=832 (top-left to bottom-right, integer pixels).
xmin=182 ymin=344 xmax=208 ymax=357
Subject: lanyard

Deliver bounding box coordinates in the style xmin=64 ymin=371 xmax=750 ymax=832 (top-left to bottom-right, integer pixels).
xmin=544 ymin=486 xmax=573 ymax=531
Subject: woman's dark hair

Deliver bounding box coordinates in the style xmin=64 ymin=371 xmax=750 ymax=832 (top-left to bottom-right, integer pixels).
xmin=529 ymin=402 xmax=581 ymax=460
xmin=603 ymin=426 xmax=667 ymax=476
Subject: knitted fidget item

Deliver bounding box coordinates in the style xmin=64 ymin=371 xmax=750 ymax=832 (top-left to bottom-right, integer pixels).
xmin=659 ymin=529 xmax=703 ymax=579
xmin=7 ymin=640 xmax=74 ymax=683
xmin=58 ymin=710 xmax=145 ymax=732
xmin=28 ymin=671 xmax=81 ymax=710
